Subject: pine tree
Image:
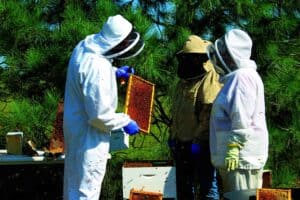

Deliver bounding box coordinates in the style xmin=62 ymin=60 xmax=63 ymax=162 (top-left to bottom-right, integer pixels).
xmin=0 ymin=0 xmax=155 ymax=99
xmin=0 ymin=0 xmax=299 ymax=191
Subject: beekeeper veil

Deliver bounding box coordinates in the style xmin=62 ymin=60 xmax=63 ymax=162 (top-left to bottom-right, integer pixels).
xmin=97 ymin=15 xmax=145 ymax=60
xmin=176 ymin=35 xmax=211 ymax=80
xmin=207 ymin=29 xmax=256 ymax=76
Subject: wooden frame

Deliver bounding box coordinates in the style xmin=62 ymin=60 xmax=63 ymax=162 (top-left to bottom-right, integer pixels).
xmin=262 ymin=169 xmax=272 ymax=188
xmin=129 ymin=188 xmax=163 ymax=200
xmin=125 ymin=75 xmax=155 ymax=134
xmin=257 ymin=188 xmax=292 ymax=200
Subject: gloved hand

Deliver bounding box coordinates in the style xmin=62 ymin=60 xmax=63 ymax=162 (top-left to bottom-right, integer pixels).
xmin=225 ymin=143 xmax=240 ymax=171
xmin=123 ymin=120 xmax=139 ymax=135
xmin=167 ymin=139 xmax=176 ymax=157
xmin=167 ymin=139 xmax=176 ymax=149
xmin=191 ymin=143 xmax=201 ymax=155
xmin=115 ymin=66 xmax=135 ymax=80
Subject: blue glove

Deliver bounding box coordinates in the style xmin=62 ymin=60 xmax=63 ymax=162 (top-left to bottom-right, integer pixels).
xmin=167 ymin=139 xmax=176 ymax=149
xmin=123 ymin=120 xmax=139 ymax=135
xmin=191 ymin=143 xmax=201 ymax=155
xmin=116 ymin=66 xmax=135 ymax=80
xmin=167 ymin=139 xmax=176 ymax=157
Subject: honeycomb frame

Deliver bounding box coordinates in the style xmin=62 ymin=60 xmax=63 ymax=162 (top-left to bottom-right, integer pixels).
xmin=124 ymin=75 xmax=155 ymax=134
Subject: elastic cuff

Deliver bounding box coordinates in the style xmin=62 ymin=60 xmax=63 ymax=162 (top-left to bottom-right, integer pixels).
xmin=227 ymin=143 xmax=242 ymax=148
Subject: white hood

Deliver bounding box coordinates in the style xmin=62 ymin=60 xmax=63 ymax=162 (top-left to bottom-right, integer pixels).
xmin=225 ymin=29 xmax=257 ymax=69
xmin=75 ymin=15 xmax=132 ymax=56
xmin=97 ymin=14 xmax=132 ymax=53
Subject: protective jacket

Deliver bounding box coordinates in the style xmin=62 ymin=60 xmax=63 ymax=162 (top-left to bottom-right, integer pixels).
xmin=210 ymin=65 xmax=269 ymax=170
xmin=63 ymin=33 xmax=131 ymax=199
xmin=170 ymin=62 xmax=222 ymax=143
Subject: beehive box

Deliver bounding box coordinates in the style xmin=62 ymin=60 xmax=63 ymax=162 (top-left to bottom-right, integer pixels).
xmin=122 ymin=161 xmax=177 ymax=199
xmin=6 ymin=132 xmax=23 ymax=155
xmin=109 ymin=129 xmax=129 ymax=152
xmin=257 ymin=188 xmax=292 ymax=200
xmin=125 ymin=75 xmax=155 ymax=134
xmin=129 ymin=189 xmax=163 ymax=200
xmin=49 ymin=101 xmax=64 ymax=154
xmin=262 ymin=169 xmax=272 ymax=188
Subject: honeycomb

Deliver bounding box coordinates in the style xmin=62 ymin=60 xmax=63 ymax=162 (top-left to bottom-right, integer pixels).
xmin=257 ymin=188 xmax=291 ymax=200
xmin=125 ymin=75 xmax=155 ymax=134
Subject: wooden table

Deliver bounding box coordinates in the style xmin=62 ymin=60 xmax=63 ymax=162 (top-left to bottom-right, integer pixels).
xmin=0 ymin=149 xmax=64 ymax=199
xmin=0 ymin=149 xmax=64 ymax=165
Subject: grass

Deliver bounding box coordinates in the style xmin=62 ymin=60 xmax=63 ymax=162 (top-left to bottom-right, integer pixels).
xmin=272 ymin=166 xmax=298 ymax=188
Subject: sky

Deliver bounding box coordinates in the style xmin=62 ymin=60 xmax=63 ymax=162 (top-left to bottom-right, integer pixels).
xmin=0 ymin=56 xmax=7 ymax=68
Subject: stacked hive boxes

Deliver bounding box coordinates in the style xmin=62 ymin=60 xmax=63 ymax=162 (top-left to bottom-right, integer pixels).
xmin=122 ymin=161 xmax=177 ymax=199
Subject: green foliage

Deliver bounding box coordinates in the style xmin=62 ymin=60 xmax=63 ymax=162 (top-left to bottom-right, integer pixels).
xmin=0 ymin=90 xmax=60 ymax=148
xmin=272 ymin=166 xmax=298 ymax=188
xmin=100 ymin=157 xmax=124 ymax=200
xmin=264 ymin=37 xmax=300 ymax=182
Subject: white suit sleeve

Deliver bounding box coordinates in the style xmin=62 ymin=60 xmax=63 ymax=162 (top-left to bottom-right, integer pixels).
xmin=82 ymin=58 xmax=130 ymax=133
xmin=227 ymin=74 xmax=257 ymax=145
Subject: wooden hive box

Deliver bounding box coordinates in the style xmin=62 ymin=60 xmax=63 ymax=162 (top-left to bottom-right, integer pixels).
xmin=257 ymin=188 xmax=292 ymax=200
xmin=129 ymin=189 xmax=162 ymax=200
xmin=6 ymin=132 xmax=23 ymax=155
xmin=262 ymin=169 xmax=272 ymax=188
xmin=122 ymin=160 xmax=177 ymax=199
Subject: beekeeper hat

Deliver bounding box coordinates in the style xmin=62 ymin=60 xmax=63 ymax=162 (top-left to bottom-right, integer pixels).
xmin=99 ymin=14 xmax=144 ymax=60
xmin=178 ymin=35 xmax=211 ymax=54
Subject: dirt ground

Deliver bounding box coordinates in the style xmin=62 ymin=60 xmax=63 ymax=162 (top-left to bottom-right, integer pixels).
xmin=0 ymin=164 xmax=64 ymax=200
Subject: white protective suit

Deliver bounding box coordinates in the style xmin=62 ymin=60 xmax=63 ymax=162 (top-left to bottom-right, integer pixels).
xmin=209 ymin=29 xmax=269 ymax=170
xmin=63 ymin=15 xmax=136 ymax=200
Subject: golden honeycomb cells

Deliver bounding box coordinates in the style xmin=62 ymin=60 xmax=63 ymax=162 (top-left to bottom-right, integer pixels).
xmin=124 ymin=75 xmax=155 ymax=134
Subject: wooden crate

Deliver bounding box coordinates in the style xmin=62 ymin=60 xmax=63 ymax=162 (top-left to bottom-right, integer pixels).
xmin=122 ymin=161 xmax=176 ymax=199
xmin=6 ymin=132 xmax=23 ymax=155
xmin=262 ymin=170 xmax=272 ymax=188
xmin=257 ymin=188 xmax=292 ymax=200
xmin=130 ymin=189 xmax=162 ymax=200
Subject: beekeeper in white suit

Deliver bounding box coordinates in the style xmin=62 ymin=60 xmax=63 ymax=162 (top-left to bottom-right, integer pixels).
xmin=207 ymin=29 xmax=269 ymax=194
xmin=63 ymin=14 xmax=145 ymax=200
